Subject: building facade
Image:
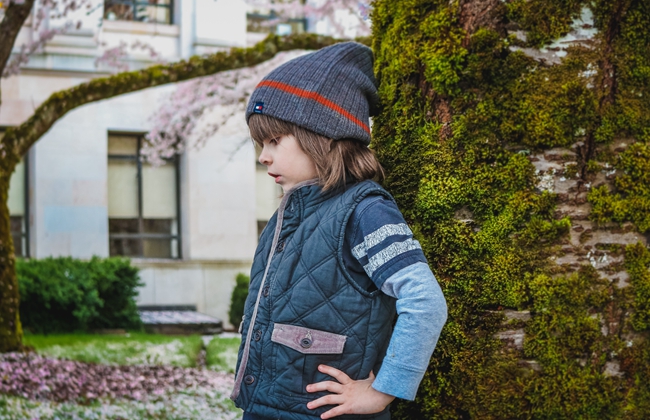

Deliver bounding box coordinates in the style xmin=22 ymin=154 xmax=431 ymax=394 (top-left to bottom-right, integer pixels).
xmin=1 ymin=0 xmax=297 ymax=328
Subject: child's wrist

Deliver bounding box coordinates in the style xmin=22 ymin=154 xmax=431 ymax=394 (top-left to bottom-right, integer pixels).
xmin=371 ymin=386 xmax=396 ymax=406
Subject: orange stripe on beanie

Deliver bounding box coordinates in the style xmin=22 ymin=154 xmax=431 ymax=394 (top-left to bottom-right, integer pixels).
xmin=256 ymin=80 xmax=371 ymax=135
xmin=246 ymin=42 xmax=379 ymax=145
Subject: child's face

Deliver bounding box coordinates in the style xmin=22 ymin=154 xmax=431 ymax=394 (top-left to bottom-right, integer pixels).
xmin=258 ymin=134 xmax=318 ymax=193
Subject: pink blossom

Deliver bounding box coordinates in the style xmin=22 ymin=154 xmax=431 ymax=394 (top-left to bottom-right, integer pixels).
xmin=142 ymin=50 xmax=309 ymax=165
xmin=0 ymin=352 xmax=234 ymax=402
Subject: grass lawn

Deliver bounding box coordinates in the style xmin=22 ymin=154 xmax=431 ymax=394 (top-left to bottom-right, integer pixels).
xmin=206 ymin=336 xmax=241 ymax=373
xmin=2 ymin=333 xmax=243 ymax=419
xmin=0 ymin=386 xmax=241 ymax=420
xmin=24 ymin=332 xmax=204 ymax=367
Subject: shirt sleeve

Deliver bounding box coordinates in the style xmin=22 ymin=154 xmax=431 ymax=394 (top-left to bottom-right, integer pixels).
xmin=371 ymin=262 xmax=447 ymax=400
xmin=343 ymin=195 xmax=428 ymax=289
xmin=344 ymin=195 xmax=447 ymax=400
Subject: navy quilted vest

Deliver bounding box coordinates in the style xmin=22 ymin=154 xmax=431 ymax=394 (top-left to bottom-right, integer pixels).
xmin=231 ymin=180 xmax=397 ymax=420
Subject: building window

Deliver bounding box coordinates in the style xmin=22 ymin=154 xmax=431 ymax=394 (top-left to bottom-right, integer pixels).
xmin=2 ymin=129 xmax=29 ymax=258
xmin=104 ymin=0 xmax=173 ymax=24
xmin=247 ymin=11 xmax=306 ymax=35
xmin=108 ymin=134 xmax=180 ymax=258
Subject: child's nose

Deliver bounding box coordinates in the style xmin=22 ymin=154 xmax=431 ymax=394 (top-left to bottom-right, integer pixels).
xmin=258 ymin=148 xmax=271 ymax=165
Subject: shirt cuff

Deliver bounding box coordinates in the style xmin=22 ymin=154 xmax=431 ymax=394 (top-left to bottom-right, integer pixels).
xmin=371 ymin=358 xmax=426 ymax=401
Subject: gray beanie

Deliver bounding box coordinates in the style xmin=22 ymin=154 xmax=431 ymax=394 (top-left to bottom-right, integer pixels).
xmin=246 ymin=42 xmax=379 ymax=145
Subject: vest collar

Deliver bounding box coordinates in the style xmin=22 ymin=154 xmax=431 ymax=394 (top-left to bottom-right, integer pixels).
xmin=282 ymin=179 xmax=328 ymax=220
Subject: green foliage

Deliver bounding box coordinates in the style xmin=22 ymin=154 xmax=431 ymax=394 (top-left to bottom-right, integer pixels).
xmin=228 ymin=273 xmax=250 ymax=328
xmin=17 ymin=257 xmax=142 ymax=333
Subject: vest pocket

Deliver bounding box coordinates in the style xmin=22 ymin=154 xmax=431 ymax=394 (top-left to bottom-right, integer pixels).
xmin=271 ymin=323 xmax=346 ymax=398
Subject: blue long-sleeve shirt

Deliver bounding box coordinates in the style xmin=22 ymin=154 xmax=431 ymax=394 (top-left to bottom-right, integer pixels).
xmin=343 ymin=196 xmax=448 ymax=400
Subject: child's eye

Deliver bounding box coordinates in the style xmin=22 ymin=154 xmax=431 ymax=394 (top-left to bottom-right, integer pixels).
xmin=269 ymin=137 xmax=279 ymax=145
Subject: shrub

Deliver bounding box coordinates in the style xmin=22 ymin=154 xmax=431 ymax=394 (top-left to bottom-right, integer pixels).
xmin=228 ymin=273 xmax=249 ymax=329
xmin=17 ymin=256 xmax=143 ymax=333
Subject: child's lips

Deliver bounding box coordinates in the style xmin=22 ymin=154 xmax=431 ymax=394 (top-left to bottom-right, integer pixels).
xmin=268 ymin=172 xmax=281 ymax=183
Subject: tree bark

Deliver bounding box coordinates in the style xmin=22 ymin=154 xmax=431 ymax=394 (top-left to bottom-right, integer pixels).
xmin=0 ymin=33 xmax=341 ymax=352
xmin=0 ymin=170 xmax=22 ymax=353
xmin=0 ymin=0 xmax=35 ymax=79
xmin=373 ymin=0 xmax=650 ymax=417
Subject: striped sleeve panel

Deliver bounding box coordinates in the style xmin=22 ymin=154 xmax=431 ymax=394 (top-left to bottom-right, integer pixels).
xmin=346 ymin=196 xmax=427 ymax=287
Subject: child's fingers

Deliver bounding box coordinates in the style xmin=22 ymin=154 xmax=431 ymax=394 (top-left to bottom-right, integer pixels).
xmin=320 ymin=404 xmax=348 ymax=419
xmin=306 ymin=394 xmax=345 ymax=410
xmin=306 ymin=380 xmax=343 ymax=394
xmin=318 ymin=364 xmax=351 ymax=384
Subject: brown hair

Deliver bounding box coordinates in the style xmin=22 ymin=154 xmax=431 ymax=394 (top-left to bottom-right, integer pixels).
xmin=249 ymin=114 xmax=384 ymax=191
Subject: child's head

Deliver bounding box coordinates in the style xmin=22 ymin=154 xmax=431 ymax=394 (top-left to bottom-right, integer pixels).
xmin=250 ymin=115 xmax=383 ymax=192
xmin=246 ymin=42 xmax=384 ymax=192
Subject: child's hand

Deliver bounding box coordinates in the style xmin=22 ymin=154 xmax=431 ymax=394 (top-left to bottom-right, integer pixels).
xmin=305 ymin=364 xmax=395 ymax=419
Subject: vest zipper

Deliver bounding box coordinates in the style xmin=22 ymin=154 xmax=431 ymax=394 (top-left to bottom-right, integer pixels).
xmin=230 ymin=179 xmax=317 ymax=401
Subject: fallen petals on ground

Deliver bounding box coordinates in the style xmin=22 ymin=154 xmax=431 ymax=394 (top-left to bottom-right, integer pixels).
xmin=0 ymin=352 xmax=233 ymax=402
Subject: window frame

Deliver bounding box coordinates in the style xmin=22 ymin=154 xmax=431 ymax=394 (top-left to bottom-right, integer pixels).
xmin=0 ymin=126 xmax=30 ymax=258
xmin=103 ymin=0 xmax=174 ymax=25
xmin=108 ymin=132 xmax=182 ymax=259
xmin=246 ymin=11 xmax=307 ymax=35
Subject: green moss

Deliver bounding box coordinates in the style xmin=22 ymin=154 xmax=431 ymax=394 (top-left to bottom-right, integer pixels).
xmin=588 ymin=143 xmax=650 ymax=232
xmin=506 ymin=0 xmax=586 ymax=48
xmin=419 ymin=8 xmax=467 ymax=96
xmin=619 ymin=344 xmax=650 ymax=419
xmin=564 ymin=163 xmax=580 ymax=178
xmin=372 ymin=0 xmax=650 ymax=417
xmin=624 ymin=243 xmax=650 ymax=331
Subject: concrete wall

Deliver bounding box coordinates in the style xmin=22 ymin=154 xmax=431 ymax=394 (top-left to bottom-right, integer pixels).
xmin=134 ymin=259 xmax=251 ymax=329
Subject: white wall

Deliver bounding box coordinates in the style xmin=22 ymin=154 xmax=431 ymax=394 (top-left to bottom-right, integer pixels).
xmin=195 ymin=0 xmax=247 ymax=53
xmin=13 ymin=76 xmax=257 ymax=261
xmin=134 ymin=259 xmax=250 ymax=329
xmin=184 ymin=107 xmax=257 ymax=261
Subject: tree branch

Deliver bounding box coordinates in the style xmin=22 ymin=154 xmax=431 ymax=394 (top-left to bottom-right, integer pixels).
xmin=0 ymin=0 xmax=36 ymax=78
xmin=1 ymin=33 xmax=341 ymax=161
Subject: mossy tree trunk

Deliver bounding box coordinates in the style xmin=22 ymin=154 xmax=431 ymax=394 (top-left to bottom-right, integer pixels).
xmin=0 ymin=169 xmax=22 ymax=353
xmin=372 ymin=0 xmax=650 ymax=418
xmin=0 ymin=33 xmax=341 ymax=353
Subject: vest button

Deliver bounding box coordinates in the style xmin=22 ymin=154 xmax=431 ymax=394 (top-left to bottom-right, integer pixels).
xmin=300 ymin=337 xmax=313 ymax=348
xmin=263 ymin=285 xmax=270 ymax=297
xmin=276 ymin=240 xmax=285 ymax=252
xmin=244 ymin=375 xmax=255 ymax=385
xmin=254 ymin=330 xmax=262 ymax=341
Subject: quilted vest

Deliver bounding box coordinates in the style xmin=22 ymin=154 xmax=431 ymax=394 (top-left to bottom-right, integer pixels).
xmin=231 ymin=180 xmax=397 ymax=420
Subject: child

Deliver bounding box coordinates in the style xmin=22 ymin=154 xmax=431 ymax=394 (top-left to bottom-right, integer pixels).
xmin=231 ymin=42 xmax=447 ymax=420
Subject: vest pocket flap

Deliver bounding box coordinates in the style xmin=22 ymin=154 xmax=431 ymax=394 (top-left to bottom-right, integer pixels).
xmin=271 ymin=323 xmax=346 ymax=354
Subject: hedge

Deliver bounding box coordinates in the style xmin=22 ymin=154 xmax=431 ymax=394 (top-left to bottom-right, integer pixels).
xmin=228 ymin=273 xmax=249 ymax=329
xmin=17 ymin=257 xmax=143 ymax=333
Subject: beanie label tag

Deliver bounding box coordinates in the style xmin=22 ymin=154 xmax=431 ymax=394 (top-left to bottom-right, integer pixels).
xmin=254 ymin=102 xmax=264 ymax=114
